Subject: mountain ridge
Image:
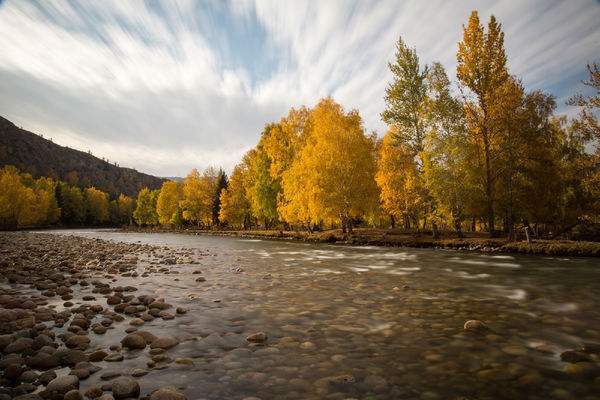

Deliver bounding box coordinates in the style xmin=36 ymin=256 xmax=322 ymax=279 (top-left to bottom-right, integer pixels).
xmin=0 ymin=115 xmax=165 ymax=197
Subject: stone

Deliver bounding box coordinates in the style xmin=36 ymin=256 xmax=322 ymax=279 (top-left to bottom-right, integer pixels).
xmin=104 ymin=353 xmax=124 ymax=362
xmin=463 ymin=320 xmax=489 ymax=333
xmin=5 ymin=337 xmax=34 ymax=353
xmin=84 ymin=385 xmax=103 ymax=399
xmin=121 ymin=333 xmax=146 ymax=349
xmin=111 ymin=376 xmax=140 ymax=399
xmin=561 ymin=350 xmax=591 ymax=363
xmin=64 ymin=390 xmax=83 ymax=400
xmin=47 ymin=375 xmax=79 ymax=395
xmin=65 ymin=335 xmax=91 ymax=350
xmin=150 ymin=337 xmax=179 ymax=350
xmin=89 ymin=350 xmax=109 ymax=362
xmin=149 ymin=388 xmax=187 ymax=400
xmin=563 ymin=362 xmax=600 ymax=379
xmin=246 ymin=332 xmax=267 ymax=343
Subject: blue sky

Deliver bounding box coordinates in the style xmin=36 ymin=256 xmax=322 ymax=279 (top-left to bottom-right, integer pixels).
xmin=1 ymin=0 xmax=599 ymax=177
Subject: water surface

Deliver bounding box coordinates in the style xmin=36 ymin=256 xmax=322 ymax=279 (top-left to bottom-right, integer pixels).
xmin=45 ymin=230 xmax=600 ymax=400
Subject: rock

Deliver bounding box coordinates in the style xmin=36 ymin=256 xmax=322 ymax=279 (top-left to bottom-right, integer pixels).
xmin=104 ymin=353 xmax=124 ymax=362
xmin=560 ymin=350 xmax=591 ymax=363
xmin=47 ymin=375 xmax=79 ymax=395
xmin=150 ymin=337 xmax=179 ymax=350
xmin=111 ymin=377 xmax=140 ymax=399
xmin=5 ymin=337 xmax=34 ymax=353
xmin=19 ymin=371 xmax=39 ymax=383
xmin=37 ymin=370 xmax=57 ymax=385
xmin=89 ymin=350 xmax=109 ymax=362
xmin=84 ymin=385 xmax=103 ymax=399
xmin=463 ymin=320 xmax=489 ymax=333
xmin=563 ymin=362 xmax=600 ymax=379
xmin=26 ymin=352 xmax=59 ymax=369
xmin=121 ymin=333 xmax=146 ymax=349
xmin=149 ymin=388 xmax=187 ymax=400
xmin=131 ymin=369 xmax=147 ymax=377
xmin=64 ymin=390 xmax=83 ymax=400
xmin=65 ymin=335 xmax=91 ymax=350
xmin=246 ymin=332 xmax=267 ymax=343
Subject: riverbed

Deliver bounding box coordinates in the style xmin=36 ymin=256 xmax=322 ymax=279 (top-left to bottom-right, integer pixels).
xmin=1 ymin=229 xmax=600 ymax=400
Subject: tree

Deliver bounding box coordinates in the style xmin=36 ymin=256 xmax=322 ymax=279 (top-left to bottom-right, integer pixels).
xmin=57 ymin=183 xmax=85 ymax=225
xmin=117 ymin=194 xmax=135 ymax=225
xmin=457 ymin=10 xmax=509 ymax=236
xmin=211 ymin=170 xmax=228 ymax=226
xmin=219 ymin=162 xmax=252 ymax=229
xmin=246 ymin=140 xmax=280 ymax=228
xmin=157 ymin=181 xmax=182 ymax=225
xmin=133 ymin=188 xmax=159 ymax=226
xmin=180 ymin=167 xmax=218 ymax=227
xmin=376 ymin=129 xmax=423 ymax=229
xmin=84 ymin=187 xmax=109 ymax=224
xmin=279 ymin=98 xmax=379 ymax=232
xmin=381 ymin=36 xmax=429 ymax=157
xmin=35 ymin=176 xmax=61 ymax=224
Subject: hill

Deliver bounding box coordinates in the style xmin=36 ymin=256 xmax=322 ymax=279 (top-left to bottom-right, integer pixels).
xmin=0 ymin=116 xmax=165 ymax=197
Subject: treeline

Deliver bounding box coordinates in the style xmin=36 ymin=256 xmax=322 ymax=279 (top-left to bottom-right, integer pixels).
xmin=0 ymin=165 xmax=135 ymax=229
xmin=85 ymin=11 xmax=600 ymax=239
xmin=210 ymin=10 xmax=596 ymax=238
xmin=3 ymin=11 xmax=598 ymax=239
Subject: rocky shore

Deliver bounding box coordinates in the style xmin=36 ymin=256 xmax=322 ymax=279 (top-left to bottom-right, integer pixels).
xmin=0 ymin=232 xmax=207 ymax=400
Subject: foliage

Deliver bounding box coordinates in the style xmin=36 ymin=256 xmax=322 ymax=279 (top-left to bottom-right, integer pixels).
xmin=133 ymin=187 xmax=159 ymax=226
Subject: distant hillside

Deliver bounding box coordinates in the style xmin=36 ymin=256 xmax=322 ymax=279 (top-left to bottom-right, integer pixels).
xmin=0 ymin=116 xmax=165 ymax=197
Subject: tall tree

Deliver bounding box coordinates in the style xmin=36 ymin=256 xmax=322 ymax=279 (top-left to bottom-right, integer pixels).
xmin=211 ymin=169 xmax=228 ymax=227
xmin=381 ymin=36 xmax=429 ymax=157
xmin=457 ymin=10 xmax=509 ymax=236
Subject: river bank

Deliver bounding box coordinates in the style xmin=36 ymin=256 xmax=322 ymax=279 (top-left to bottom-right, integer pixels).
xmin=122 ymin=226 xmax=600 ymax=257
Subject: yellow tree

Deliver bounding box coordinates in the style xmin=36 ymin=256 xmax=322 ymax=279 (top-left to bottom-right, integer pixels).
xmin=457 ymin=10 xmax=509 ymax=236
xmin=279 ymin=98 xmax=378 ymax=232
xmin=84 ymin=187 xmax=110 ymax=224
xmin=375 ymin=129 xmax=423 ymax=229
xmin=133 ymin=187 xmax=158 ymax=226
xmin=180 ymin=168 xmax=217 ymax=227
xmin=117 ymin=194 xmax=135 ymax=225
xmin=156 ymin=180 xmax=182 ymax=225
xmin=219 ymin=162 xmax=252 ymax=228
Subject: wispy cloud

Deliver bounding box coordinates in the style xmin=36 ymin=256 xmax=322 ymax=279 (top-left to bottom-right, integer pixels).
xmin=0 ymin=0 xmax=598 ymax=176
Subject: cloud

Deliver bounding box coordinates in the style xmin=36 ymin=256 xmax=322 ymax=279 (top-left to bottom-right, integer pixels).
xmin=0 ymin=0 xmax=598 ymax=177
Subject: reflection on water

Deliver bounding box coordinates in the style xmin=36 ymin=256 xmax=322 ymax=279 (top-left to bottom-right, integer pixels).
xmin=43 ymin=230 xmax=600 ymax=399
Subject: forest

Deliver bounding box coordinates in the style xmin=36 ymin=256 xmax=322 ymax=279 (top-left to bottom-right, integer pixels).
xmin=1 ymin=11 xmax=599 ymax=240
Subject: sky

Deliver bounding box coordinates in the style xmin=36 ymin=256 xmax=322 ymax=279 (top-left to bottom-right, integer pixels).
xmin=1 ymin=1 xmax=599 ymax=177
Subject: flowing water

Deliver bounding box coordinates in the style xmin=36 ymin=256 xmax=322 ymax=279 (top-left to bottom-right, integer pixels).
xmin=42 ymin=230 xmax=600 ymax=399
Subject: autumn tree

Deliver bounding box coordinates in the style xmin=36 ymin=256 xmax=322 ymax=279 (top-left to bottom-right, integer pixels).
xmin=279 ymin=98 xmax=379 ymax=232
xmin=117 ymin=194 xmax=135 ymax=225
xmin=219 ymin=161 xmax=252 ymax=229
xmin=211 ymin=169 xmax=228 ymax=226
xmin=376 ymin=129 xmax=422 ymax=229
xmin=84 ymin=187 xmax=110 ymax=224
xmin=180 ymin=168 xmax=219 ymax=227
xmin=457 ymin=10 xmax=509 ymax=236
xmin=157 ymin=181 xmax=182 ymax=225
xmin=133 ymin=187 xmax=159 ymax=226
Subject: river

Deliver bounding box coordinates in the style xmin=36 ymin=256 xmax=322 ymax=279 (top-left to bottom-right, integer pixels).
xmin=33 ymin=230 xmax=600 ymax=399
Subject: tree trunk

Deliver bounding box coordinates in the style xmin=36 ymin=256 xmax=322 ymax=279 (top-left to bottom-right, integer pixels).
xmin=390 ymin=214 xmax=395 ymax=229
xmin=481 ymin=117 xmax=495 ymax=237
